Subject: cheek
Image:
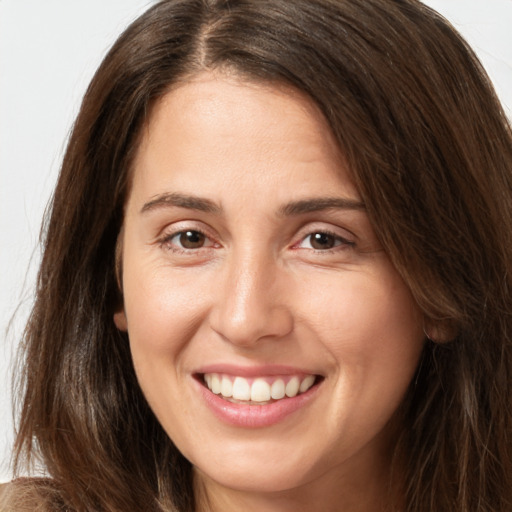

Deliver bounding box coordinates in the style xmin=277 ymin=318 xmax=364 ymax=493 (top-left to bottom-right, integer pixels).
xmin=121 ymin=268 xmax=207 ymax=424
xmin=301 ymin=265 xmax=424 ymax=382
xmin=121 ymin=263 xmax=212 ymax=377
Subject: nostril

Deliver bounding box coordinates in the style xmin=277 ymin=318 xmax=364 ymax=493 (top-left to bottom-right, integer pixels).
xmin=209 ymin=306 xmax=294 ymax=348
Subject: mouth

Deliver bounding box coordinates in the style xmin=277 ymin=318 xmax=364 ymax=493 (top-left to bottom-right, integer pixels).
xmin=198 ymin=373 xmax=322 ymax=405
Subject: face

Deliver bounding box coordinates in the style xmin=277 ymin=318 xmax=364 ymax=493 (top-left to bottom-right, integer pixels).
xmin=115 ymin=72 xmax=424 ymax=501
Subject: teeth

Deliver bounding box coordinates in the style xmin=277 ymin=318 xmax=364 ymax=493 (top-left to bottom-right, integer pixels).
xmin=285 ymin=376 xmax=300 ymax=397
xmin=221 ymin=375 xmax=233 ymax=397
xmin=251 ymin=379 xmax=271 ymax=402
xmin=211 ymin=374 xmax=221 ymax=394
xmin=271 ymin=379 xmax=285 ymax=399
xmin=232 ymin=376 xmax=251 ymax=400
xmin=203 ymin=373 xmax=316 ymax=403
xmin=299 ymin=375 xmax=315 ymax=393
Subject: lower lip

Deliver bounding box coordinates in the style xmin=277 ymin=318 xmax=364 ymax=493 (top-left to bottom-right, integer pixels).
xmin=194 ymin=377 xmax=321 ymax=428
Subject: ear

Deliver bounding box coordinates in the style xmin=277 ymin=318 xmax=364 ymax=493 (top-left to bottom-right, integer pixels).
xmin=114 ymin=308 xmax=128 ymax=332
xmin=424 ymin=319 xmax=457 ymax=343
xmin=113 ymin=228 xmax=127 ymax=332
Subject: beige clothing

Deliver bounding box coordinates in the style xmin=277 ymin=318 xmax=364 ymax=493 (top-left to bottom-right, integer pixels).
xmin=0 ymin=480 xmax=58 ymax=512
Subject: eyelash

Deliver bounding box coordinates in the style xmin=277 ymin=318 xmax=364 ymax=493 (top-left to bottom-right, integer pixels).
xmin=158 ymin=227 xmax=355 ymax=255
xmin=295 ymin=230 xmax=355 ymax=253
xmin=158 ymin=228 xmax=216 ymax=254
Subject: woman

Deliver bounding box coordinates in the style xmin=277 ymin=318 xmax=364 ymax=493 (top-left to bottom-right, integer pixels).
xmin=3 ymin=0 xmax=512 ymax=510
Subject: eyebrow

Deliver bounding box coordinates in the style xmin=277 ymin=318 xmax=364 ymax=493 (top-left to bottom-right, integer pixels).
xmin=140 ymin=192 xmax=365 ymax=216
xmin=279 ymin=197 xmax=366 ymax=216
xmin=141 ymin=192 xmax=222 ymax=214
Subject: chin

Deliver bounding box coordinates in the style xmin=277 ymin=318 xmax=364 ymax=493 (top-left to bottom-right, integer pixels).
xmin=195 ymin=459 xmax=317 ymax=494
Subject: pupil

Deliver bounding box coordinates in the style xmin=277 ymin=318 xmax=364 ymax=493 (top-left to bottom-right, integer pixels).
xmin=180 ymin=231 xmax=205 ymax=249
xmin=311 ymin=232 xmax=334 ymax=249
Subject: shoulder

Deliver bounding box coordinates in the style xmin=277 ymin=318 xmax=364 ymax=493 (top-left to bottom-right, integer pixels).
xmin=0 ymin=481 xmax=16 ymax=512
xmin=0 ymin=478 xmax=63 ymax=512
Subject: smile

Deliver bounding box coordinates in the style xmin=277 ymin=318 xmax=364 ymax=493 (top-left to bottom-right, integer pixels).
xmin=195 ymin=369 xmax=323 ymax=427
xmin=203 ymin=373 xmax=317 ymax=404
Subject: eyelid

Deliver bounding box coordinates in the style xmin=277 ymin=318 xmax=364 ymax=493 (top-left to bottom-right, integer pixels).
xmin=171 ymin=230 xmax=215 ymax=247
xmin=293 ymin=222 xmax=356 ymax=246
xmin=156 ymin=221 xmax=220 ymax=252
xmin=295 ymin=231 xmax=355 ymax=251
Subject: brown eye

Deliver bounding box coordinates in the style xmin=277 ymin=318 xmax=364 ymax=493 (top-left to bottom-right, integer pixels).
xmin=297 ymin=231 xmax=354 ymax=251
xmin=178 ymin=230 xmax=206 ymax=249
xmin=309 ymin=232 xmax=337 ymax=250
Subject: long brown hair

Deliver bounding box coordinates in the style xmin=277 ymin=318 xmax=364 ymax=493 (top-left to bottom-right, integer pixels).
xmin=11 ymin=0 xmax=512 ymax=510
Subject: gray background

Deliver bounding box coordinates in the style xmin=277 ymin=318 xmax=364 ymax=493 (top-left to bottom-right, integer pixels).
xmin=1 ymin=0 xmax=511 ymax=482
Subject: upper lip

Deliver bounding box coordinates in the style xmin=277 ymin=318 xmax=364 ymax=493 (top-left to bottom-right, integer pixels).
xmin=195 ymin=363 xmax=321 ymax=378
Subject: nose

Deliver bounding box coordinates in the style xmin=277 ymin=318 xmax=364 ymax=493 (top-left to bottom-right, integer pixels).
xmin=209 ymin=251 xmax=294 ymax=347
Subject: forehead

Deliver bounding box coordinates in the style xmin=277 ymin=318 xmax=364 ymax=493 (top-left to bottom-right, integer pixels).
xmin=128 ymin=71 xmax=359 ymax=208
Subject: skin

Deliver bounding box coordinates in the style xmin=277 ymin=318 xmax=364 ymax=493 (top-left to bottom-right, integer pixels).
xmin=114 ymin=71 xmax=425 ymax=512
